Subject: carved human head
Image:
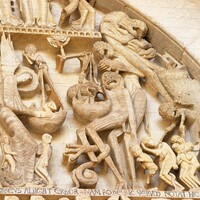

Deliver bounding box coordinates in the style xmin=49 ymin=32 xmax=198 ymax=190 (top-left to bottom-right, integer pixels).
xmin=102 ymin=71 xmax=124 ymax=90
xmin=93 ymin=41 xmax=114 ymax=59
xmin=141 ymin=136 xmax=156 ymax=148
xmin=172 ymin=143 xmax=180 ymax=153
xmin=171 ymin=135 xmax=184 ymax=145
xmin=42 ymin=133 xmax=52 ymax=144
xmin=159 ymin=102 xmax=176 ymax=119
xmin=79 ymin=82 xmax=98 ymax=97
xmin=24 ymin=44 xmax=37 ymax=57
xmin=131 ymin=146 xmax=143 ymax=157
xmin=75 ymin=194 xmax=91 ymax=200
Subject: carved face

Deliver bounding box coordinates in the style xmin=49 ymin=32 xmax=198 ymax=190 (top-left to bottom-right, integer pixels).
xmin=172 ymin=143 xmax=181 ymax=154
xmin=79 ymin=83 xmax=98 ymax=97
xmin=101 ymin=71 xmax=123 ymax=90
xmin=24 ymin=44 xmax=37 ymax=57
xmin=142 ymin=137 xmax=156 ymax=148
xmin=159 ymin=103 xmax=177 ymax=119
xmin=131 ymin=146 xmax=142 ymax=157
xmin=42 ymin=133 xmax=52 ymax=144
xmin=171 ymin=135 xmax=184 ymax=145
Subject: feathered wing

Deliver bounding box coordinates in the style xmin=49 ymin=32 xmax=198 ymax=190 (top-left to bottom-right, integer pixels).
xmin=0 ymin=106 xmax=37 ymax=185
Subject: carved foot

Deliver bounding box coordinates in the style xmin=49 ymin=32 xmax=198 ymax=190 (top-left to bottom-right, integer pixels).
xmin=1 ymin=16 xmax=24 ymax=27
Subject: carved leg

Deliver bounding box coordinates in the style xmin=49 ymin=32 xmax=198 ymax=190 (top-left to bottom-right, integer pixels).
xmin=86 ymin=128 xmax=126 ymax=188
xmin=179 ymin=168 xmax=196 ymax=189
xmin=107 ymin=129 xmax=124 ymax=176
xmin=71 ymin=0 xmax=89 ymax=30
xmin=5 ymin=155 xmax=16 ymax=173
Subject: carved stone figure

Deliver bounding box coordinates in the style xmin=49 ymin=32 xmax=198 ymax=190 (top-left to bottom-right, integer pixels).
xmin=0 ymin=0 xmax=24 ymax=26
xmin=0 ymin=106 xmax=37 ymax=187
xmin=171 ymin=135 xmax=200 ymax=189
xmin=100 ymin=11 xmax=173 ymax=102
xmin=0 ymin=135 xmax=17 ymax=173
xmin=22 ymin=43 xmax=66 ymax=133
xmin=130 ymin=145 xmax=158 ymax=184
xmin=141 ymin=136 xmax=184 ymax=191
xmin=59 ymin=0 xmax=95 ymax=31
xmin=19 ymin=0 xmax=56 ymax=27
xmin=35 ymin=133 xmax=55 ymax=187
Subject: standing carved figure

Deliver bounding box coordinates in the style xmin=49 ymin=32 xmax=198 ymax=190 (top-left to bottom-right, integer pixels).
xmin=141 ymin=136 xmax=184 ymax=191
xmin=19 ymin=0 xmax=56 ymax=28
xmin=131 ymin=145 xmax=158 ymax=185
xmin=35 ymin=133 xmax=55 ymax=187
xmin=75 ymin=71 xmax=138 ymax=188
xmin=59 ymin=0 xmax=95 ymax=31
xmin=0 ymin=0 xmax=24 ymax=26
xmin=171 ymin=135 xmax=200 ymax=189
xmin=0 ymin=135 xmax=17 ymax=173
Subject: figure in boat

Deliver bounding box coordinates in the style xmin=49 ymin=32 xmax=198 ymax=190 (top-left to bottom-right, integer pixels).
xmin=0 ymin=34 xmax=66 ymax=134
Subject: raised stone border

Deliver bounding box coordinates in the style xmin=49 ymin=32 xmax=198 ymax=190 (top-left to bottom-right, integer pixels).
xmin=0 ymin=188 xmax=199 ymax=199
xmin=0 ymin=26 xmax=101 ymax=39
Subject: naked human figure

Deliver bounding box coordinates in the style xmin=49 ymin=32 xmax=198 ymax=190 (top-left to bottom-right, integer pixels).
xmin=0 ymin=135 xmax=17 ymax=173
xmin=141 ymin=136 xmax=184 ymax=191
xmin=171 ymin=135 xmax=200 ymax=189
xmin=35 ymin=134 xmax=55 ymax=187
xmin=131 ymin=145 xmax=158 ymax=185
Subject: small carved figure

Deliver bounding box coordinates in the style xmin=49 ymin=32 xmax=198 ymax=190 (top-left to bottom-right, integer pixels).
xmin=0 ymin=135 xmax=17 ymax=173
xmin=59 ymin=0 xmax=95 ymax=31
xmin=130 ymin=145 xmax=158 ymax=184
xmin=141 ymin=136 xmax=184 ymax=190
xmin=171 ymin=135 xmax=200 ymax=189
xmin=35 ymin=133 xmax=55 ymax=187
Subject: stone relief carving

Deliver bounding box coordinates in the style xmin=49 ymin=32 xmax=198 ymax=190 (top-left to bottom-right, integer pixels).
xmin=0 ymin=1 xmax=200 ymax=200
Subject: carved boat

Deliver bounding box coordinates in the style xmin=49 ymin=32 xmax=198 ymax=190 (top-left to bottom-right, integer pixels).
xmin=0 ymin=34 xmax=66 ymax=134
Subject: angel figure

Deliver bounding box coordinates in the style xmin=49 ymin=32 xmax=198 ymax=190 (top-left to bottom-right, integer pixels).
xmin=35 ymin=133 xmax=55 ymax=187
xmin=0 ymin=135 xmax=17 ymax=173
